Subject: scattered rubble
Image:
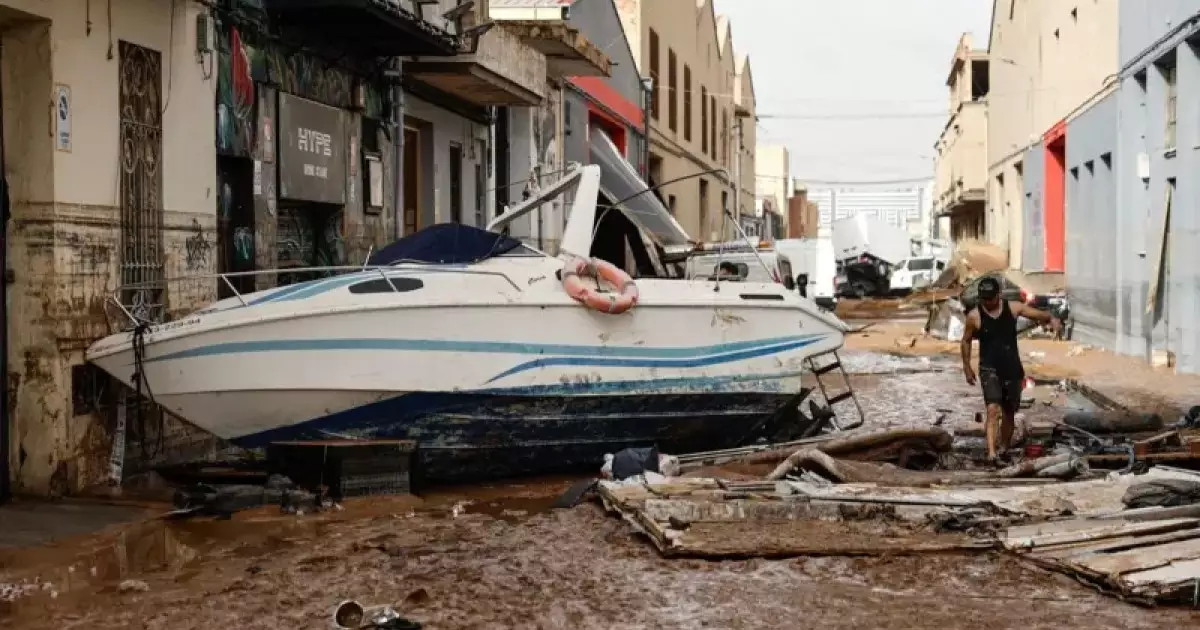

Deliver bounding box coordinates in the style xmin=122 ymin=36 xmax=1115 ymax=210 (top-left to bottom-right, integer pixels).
xmin=117 ymin=579 xmax=149 ymax=594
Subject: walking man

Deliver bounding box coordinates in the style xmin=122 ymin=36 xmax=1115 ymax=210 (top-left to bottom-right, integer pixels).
xmin=961 ymin=277 xmax=1061 ymax=464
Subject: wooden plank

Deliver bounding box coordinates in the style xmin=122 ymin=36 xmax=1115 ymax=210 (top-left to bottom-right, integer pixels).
xmin=1072 ymin=537 xmax=1200 ymax=576
xmin=1120 ymin=557 xmax=1200 ymax=589
xmin=640 ymin=498 xmax=829 ymax=523
xmin=1145 ymin=182 xmax=1172 ymax=315
xmin=1006 ymin=518 xmax=1122 ymax=543
xmin=1003 ymin=518 xmax=1200 ymax=550
xmin=1032 ymin=527 xmax=1200 ymax=561
xmin=1092 ymin=504 xmax=1200 ymax=522
xmin=792 ymin=491 xmax=984 ymax=508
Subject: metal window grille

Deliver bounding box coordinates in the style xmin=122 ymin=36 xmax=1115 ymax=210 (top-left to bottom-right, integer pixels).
xmin=118 ymin=41 xmax=166 ymax=323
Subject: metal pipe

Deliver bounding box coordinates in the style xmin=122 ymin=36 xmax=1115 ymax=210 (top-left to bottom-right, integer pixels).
xmin=0 ymin=38 xmax=8 ymax=503
xmin=640 ymin=77 xmax=652 ymax=181
xmin=393 ymin=58 xmax=405 ymax=240
xmin=731 ymin=117 xmax=740 ymax=237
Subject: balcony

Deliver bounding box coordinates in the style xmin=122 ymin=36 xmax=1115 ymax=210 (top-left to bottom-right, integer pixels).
xmin=934 ymin=100 xmax=987 ymax=218
xmin=263 ymin=0 xmax=460 ymax=56
xmin=405 ymin=1 xmax=552 ymax=106
xmin=497 ymin=21 xmax=611 ymax=78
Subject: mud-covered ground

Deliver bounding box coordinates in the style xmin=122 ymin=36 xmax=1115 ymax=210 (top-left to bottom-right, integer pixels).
xmin=4 ymin=480 xmax=1200 ymax=630
xmin=1 ymin=349 xmax=1194 ymax=628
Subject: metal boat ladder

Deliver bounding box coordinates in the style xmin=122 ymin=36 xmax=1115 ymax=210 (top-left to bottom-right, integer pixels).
xmin=804 ymin=350 xmax=865 ymax=431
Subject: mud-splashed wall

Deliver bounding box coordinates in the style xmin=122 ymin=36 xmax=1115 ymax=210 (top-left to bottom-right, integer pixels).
xmin=3 ymin=0 xmax=221 ymax=496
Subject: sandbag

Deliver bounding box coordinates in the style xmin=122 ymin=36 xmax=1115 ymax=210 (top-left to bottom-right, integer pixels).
xmin=1123 ymin=479 xmax=1200 ymax=509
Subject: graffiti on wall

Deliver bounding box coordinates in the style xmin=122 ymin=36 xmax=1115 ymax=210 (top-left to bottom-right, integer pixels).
xmin=216 ymin=24 xmax=386 ymax=158
xmin=184 ymin=219 xmax=213 ymax=271
xmin=276 ymin=207 xmax=347 ymax=284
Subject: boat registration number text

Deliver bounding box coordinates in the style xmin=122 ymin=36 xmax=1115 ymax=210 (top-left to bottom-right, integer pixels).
xmin=152 ymin=317 xmax=201 ymax=332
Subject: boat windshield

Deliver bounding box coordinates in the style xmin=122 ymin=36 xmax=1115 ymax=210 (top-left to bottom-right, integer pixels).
xmin=368 ymin=223 xmax=544 ymax=265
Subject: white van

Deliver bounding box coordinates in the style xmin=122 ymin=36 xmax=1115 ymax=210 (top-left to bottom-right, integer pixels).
xmin=774 ymin=238 xmax=837 ymax=309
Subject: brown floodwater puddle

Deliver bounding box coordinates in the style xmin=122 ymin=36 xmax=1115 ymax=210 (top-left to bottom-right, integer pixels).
xmin=0 ymin=474 xmax=583 ymax=620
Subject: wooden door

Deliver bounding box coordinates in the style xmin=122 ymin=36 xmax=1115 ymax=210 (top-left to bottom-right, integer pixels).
xmin=403 ymin=127 xmax=420 ymax=235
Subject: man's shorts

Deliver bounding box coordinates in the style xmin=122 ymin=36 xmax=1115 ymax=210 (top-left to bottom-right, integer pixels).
xmin=979 ymin=367 xmax=1022 ymax=414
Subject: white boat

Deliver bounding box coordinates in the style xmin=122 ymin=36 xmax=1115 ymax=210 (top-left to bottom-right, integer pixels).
xmin=86 ymin=161 xmax=849 ymax=482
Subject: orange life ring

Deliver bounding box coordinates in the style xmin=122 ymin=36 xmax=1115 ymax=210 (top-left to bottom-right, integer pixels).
xmin=561 ymin=257 xmax=639 ymax=314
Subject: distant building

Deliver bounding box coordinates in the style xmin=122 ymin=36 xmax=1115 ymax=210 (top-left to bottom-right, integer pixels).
xmin=805 ymin=183 xmax=933 ymax=240
xmin=787 ymin=185 xmax=819 ymax=239
xmin=933 ymin=33 xmax=989 ymax=243
xmin=755 ymin=145 xmax=790 ymax=238
xmin=617 ymin=0 xmax=757 ymax=242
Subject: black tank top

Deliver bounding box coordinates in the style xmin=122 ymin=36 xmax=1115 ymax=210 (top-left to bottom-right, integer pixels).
xmin=976 ymin=300 xmax=1024 ymax=379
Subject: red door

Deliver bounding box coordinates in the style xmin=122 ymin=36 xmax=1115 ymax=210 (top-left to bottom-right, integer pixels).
xmin=1043 ymin=123 xmax=1066 ymax=272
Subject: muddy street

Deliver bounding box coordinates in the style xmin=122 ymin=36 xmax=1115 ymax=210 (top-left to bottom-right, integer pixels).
xmin=3 ymin=350 xmax=1197 ymax=629
xmin=4 ymin=479 xmax=1200 ymax=630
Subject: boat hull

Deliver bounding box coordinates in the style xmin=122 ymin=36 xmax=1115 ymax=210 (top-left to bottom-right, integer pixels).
xmin=212 ymin=387 xmax=806 ymax=482
xmin=87 ymin=271 xmax=845 ymax=482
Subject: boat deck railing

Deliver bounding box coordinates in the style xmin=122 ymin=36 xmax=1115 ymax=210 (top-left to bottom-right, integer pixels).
xmin=105 ymin=262 xmax=527 ymax=330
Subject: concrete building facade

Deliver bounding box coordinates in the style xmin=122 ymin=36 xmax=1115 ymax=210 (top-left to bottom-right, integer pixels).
xmin=934 ymin=34 xmax=989 ymax=242
xmin=755 ymin=145 xmax=790 ymax=240
xmin=491 ymin=0 xmax=645 ymax=255
xmin=615 ymin=0 xmax=757 ymax=242
xmin=986 ymin=0 xmax=1118 ymax=270
xmin=1107 ymin=1 xmax=1200 ymax=371
xmin=988 ymin=1 xmax=1200 ymax=375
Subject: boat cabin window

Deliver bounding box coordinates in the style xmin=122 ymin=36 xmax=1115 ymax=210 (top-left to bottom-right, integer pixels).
xmin=348 ymin=277 xmax=424 ymax=294
xmin=908 ymin=258 xmax=935 ymax=271
xmin=495 ymin=244 xmax=543 ymax=258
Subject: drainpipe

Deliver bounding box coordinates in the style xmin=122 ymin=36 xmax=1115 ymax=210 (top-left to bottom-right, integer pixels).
xmin=732 ymin=118 xmax=742 ymax=241
xmin=391 ymin=58 xmax=405 ymax=240
xmin=640 ymin=77 xmax=653 ymax=180
xmin=0 ymin=39 xmax=9 ymax=503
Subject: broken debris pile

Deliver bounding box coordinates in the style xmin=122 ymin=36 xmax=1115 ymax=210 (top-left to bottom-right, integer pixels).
xmin=931 ymin=240 xmax=1009 ymax=290
xmin=593 ymin=420 xmax=1200 ymax=607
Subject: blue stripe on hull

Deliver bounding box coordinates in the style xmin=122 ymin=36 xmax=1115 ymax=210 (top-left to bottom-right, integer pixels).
xmin=234 ymin=388 xmax=805 ymax=483
xmin=148 ymin=334 xmax=827 ymax=364
xmin=485 ymin=337 xmax=822 ymax=382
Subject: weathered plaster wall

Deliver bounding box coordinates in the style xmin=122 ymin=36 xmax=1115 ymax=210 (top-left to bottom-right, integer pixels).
xmin=404 ymin=94 xmax=490 ymax=229
xmin=3 ymin=0 xmax=217 ymax=495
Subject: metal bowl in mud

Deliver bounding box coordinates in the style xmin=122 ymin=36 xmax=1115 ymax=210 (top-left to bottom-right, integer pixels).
xmin=333 ymin=600 xmax=365 ymax=628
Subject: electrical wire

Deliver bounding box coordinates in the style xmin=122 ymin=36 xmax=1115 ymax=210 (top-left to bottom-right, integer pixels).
xmin=758 ymin=112 xmax=945 ymax=121
xmin=130 ymin=320 xmax=165 ymax=462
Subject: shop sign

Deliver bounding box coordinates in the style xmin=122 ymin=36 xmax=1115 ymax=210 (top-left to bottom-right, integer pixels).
xmin=278 ymin=93 xmax=346 ymax=204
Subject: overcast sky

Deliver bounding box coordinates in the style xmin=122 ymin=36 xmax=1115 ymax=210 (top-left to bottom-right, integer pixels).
xmin=713 ymin=0 xmax=993 ymax=184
